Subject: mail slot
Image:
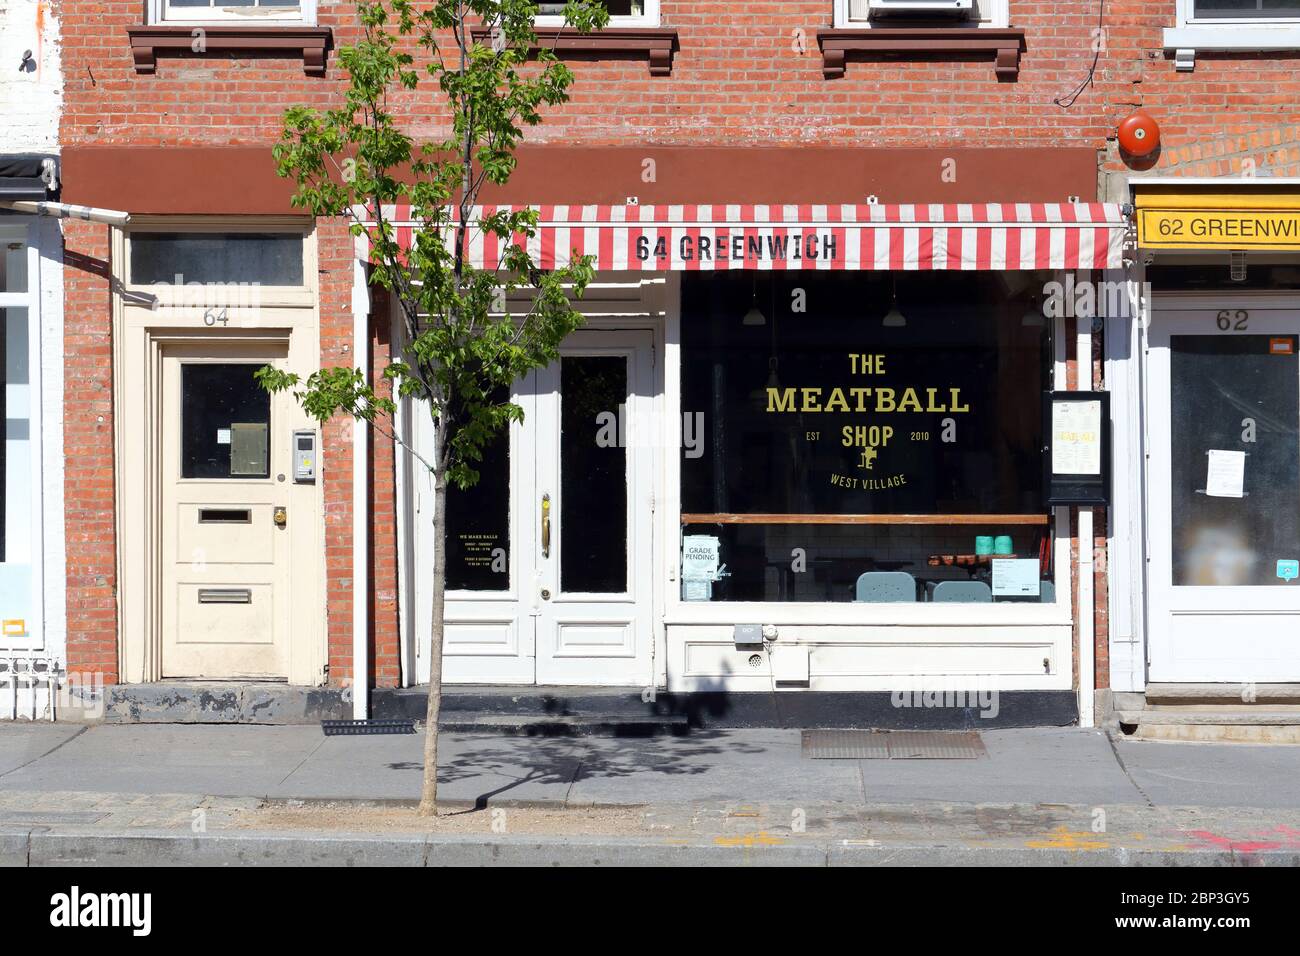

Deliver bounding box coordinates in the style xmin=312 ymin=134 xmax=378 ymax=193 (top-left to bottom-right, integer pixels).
xmin=198 ymin=508 xmax=252 ymax=524
xmin=197 ymin=588 xmax=252 ymax=604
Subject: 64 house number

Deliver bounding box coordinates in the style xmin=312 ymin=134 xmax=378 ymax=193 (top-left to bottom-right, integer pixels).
xmin=204 ymin=307 xmax=230 ymax=327
xmin=1216 ymin=309 xmax=1248 ymax=331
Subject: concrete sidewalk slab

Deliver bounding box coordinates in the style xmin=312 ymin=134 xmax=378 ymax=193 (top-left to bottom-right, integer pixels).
xmin=857 ymin=729 xmax=1143 ymax=806
xmin=3 ymin=723 xmax=1300 ymax=815
xmin=0 ymin=725 xmax=323 ymax=796
xmin=0 ymin=723 xmax=84 ymax=776
xmin=276 ymin=733 xmax=586 ymax=804
xmin=567 ymin=730 xmax=865 ymax=806
xmin=1114 ymin=736 xmax=1300 ymax=809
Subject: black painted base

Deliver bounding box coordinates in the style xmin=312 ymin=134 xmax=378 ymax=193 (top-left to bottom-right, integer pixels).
xmin=373 ymin=686 xmax=1078 ymax=730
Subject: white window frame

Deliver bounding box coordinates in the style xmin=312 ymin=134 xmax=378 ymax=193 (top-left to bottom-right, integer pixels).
xmin=535 ymin=0 xmax=660 ymax=28
xmin=1166 ymin=0 xmax=1300 ymax=68
xmin=0 ymin=220 xmax=45 ymax=653
xmin=147 ymin=0 xmax=317 ymax=27
xmin=834 ymin=0 xmax=1009 ymax=29
xmin=123 ymin=219 xmax=317 ymax=311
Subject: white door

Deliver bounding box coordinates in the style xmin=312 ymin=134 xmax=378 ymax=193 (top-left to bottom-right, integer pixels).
xmin=160 ymin=346 xmax=294 ymax=679
xmin=1147 ymin=307 xmax=1300 ymax=682
xmin=437 ymin=329 xmax=657 ymax=685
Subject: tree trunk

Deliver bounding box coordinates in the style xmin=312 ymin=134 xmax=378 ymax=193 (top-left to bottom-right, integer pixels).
xmin=418 ymin=462 xmax=449 ymax=816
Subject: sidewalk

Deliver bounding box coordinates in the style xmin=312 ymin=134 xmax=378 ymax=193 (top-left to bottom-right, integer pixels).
xmin=3 ymin=724 xmax=1300 ymax=865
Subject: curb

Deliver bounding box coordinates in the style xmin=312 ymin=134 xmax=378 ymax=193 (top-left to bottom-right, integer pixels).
xmin=4 ymin=827 xmax=1299 ymax=867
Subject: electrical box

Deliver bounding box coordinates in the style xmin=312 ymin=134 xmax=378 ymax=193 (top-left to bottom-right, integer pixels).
xmin=293 ymin=429 xmax=317 ymax=484
xmin=733 ymin=623 xmax=763 ymax=646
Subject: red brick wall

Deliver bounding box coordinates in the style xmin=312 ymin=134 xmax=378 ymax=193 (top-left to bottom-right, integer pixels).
xmin=62 ymin=222 xmax=119 ymax=684
xmin=57 ymin=1 xmax=1300 ymax=692
xmin=369 ymin=286 xmax=401 ymax=689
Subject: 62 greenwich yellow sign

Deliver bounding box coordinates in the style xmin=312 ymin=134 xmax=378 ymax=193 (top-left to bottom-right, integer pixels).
xmin=1135 ymin=191 xmax=1300 ymax=251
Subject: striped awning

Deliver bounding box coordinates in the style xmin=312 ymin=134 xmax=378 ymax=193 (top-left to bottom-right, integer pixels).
xmin=367 ymin=202 xmax=1128 ymax=271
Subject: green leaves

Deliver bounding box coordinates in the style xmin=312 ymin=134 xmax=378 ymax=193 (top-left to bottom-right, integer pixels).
xmin=268 ymin=0 xmax=607 ymax=490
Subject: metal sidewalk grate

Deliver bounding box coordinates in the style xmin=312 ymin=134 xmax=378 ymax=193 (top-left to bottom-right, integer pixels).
xmin=801 ymin=729 xmax=986 ymax=759
xmin=321 ymin=719 xmax=416 ymax=736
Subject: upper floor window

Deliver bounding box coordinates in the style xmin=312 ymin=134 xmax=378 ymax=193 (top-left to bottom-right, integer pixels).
xmin=536 ymin=0 xmax=660 ymax=27
xmin=1187 ymin=0 xmax=1300 ymax=20
xmin=148 ymin=0 xmax=318 ymax=26
xmin=835 ymin=0 xmax=1010 ymax=28
xmin=1166 ymin=0 xmax=1300 ymax=68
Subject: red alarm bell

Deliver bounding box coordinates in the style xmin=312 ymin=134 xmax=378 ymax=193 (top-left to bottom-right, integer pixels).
xmin=1118 ymin=110 xmax=1160 ymax=157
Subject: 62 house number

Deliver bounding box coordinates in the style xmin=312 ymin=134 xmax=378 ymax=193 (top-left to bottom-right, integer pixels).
xmin=1216 ymin=309 xmax=1249 ymax=331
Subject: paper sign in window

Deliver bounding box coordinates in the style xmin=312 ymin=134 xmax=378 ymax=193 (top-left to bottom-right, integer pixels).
xmin=1205 ymin=449 xmax=1246 ymax=499
xmin=1051 ymin=399 xmax=1102 ymax=476
xmin=682 ymin=535 xmax=721 ymax=581
xmin=991 ymin=558 xmax=1040 ymax=597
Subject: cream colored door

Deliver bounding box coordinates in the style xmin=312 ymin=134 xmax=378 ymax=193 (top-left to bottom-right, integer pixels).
xmin=160 ymin=345 xmax=293 ymax=679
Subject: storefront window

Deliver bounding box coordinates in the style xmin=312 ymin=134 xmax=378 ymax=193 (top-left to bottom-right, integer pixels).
xmin=679 ymin=272 xmax=1056 ymax=604
xmin=1170 ymin=335 xmax=1300 ymax=586
xmin=2 ymin=238 xmax=35 ymax=637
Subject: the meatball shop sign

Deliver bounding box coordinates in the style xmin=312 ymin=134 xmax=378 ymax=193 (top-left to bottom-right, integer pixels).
xmin=764 ymin=352 xmax=971 ymax=494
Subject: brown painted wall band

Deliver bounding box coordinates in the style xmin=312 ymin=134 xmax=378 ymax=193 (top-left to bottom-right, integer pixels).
xmin=61 ymin=146 xmax=1100 ymax=215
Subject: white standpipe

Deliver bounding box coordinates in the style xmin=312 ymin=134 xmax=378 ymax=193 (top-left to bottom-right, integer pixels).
xmin=352 ymin=243 xmax=371 ymax=720
xmin=1077 ymin=304 xmax=1096 ymax=729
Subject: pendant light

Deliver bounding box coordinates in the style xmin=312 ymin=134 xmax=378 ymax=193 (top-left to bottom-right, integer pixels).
xmin=882 ymin=275 xmax=906 ymax=327
xmin=1021 ymin=295 xmax=1045 ymax=328
xmin=742 ymin=274 xmax=766 ymax=325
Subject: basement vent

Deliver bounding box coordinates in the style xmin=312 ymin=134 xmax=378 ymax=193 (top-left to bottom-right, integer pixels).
xmin=801 ymin=729 xmax=986 ymax=759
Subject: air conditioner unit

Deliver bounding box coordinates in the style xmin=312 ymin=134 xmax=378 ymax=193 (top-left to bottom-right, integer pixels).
xmin=866 ymin=0 xmax=975 ymax=17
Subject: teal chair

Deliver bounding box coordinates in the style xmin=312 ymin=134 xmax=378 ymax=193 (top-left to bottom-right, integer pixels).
xmin=855 ymin=571 xmax=916 ymax=602
xmin=932 ymin=580 xmax=992 ymax=603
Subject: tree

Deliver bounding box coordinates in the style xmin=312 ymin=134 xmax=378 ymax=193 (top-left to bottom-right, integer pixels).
xmin=259 ymin=0 xmax=609 ymax=815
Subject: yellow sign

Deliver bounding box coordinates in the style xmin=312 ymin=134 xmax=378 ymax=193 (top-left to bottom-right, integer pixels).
xmin=1135 ymin=188 xmax=1300 ymax=250
xmin=1137 ymin=208 xmax=1300 ymax=250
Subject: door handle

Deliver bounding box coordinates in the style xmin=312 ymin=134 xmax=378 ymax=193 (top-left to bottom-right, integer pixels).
xmin=541 ymin=494 xmax=551 ymax=558
xmin=273 ymin=507 xmax=287 ymax=528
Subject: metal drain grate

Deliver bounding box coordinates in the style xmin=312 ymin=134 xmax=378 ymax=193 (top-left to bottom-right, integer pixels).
xmin=801 ymin=729 xmax=986 ymax=759
xmin=321 ymin=719 xmax=416 ymax=736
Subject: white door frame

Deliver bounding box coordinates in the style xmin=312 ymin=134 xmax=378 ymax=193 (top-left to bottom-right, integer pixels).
xmin=534 ymin=329 xmax=657 ymax=685
xmin=397 ymin=276 xmax=669 ymax=687
xmin=111 ymin=221 xmax=326 ymax=685
xmin=1145 ymin=292 xmax=1300 ymax=682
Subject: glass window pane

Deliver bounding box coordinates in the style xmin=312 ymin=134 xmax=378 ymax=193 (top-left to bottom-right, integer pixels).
xmin=131 ymin=233 xmax=304 ymax=286
xmin=446 ymin=388 xmax=511 ymax=591
xmin=1194 ymin=0 xmax=1300 ymax=17
xmin=560 ymin=356 xmax=628 ymax=593
xmin=3 ymin=307 xmax=32 ymax=565
xmin=1170 ymin=335 xmax=1300 ymax=586
xmin=2 ymin=306 xmax=35 ymax=633
xmin=679 ymin=273 xmax=1052 ymax=603
xmin=539 ymin=1 xmax=638 ymax=15
xmin=2 ymin=241 xmax=28 ymax=293
xmin=181 ymin=364 xmax=271 ymax=479
xmin=681 ymin=522 xmax=1054 ymax=603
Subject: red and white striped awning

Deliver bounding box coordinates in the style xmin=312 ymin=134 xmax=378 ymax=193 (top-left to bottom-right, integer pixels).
xmin=367 ymin=202 xmax=1128 ymax=271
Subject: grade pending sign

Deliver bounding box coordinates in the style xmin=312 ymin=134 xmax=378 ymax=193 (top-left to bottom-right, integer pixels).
xmin=1043 ymin=391 xmax=1111 ymax=505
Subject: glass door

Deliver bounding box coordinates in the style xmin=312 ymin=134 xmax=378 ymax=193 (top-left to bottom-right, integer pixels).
xmin=1147 ymin=307 xmax=1300 ymax=682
